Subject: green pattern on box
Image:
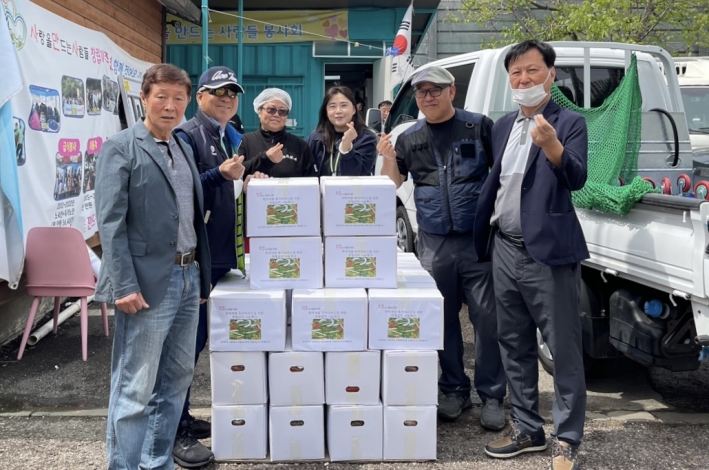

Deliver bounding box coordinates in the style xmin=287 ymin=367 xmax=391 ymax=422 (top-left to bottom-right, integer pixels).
xmin=269 ymin=258 xmax=301 ymax=278
xmin=229 ymin=319 xmax=261 ymax=340
xmin=345 ymin=257 xmax=376 ymax=277
xmin=387 ymin=317 xmax=420 ymax=339
xmin=345 ymin=203 xmax=376 ymax=224
xmin=266 ymin=204 xmax=298 ymax=225
xmin=312 ymin=318 xmax=344 ymax=340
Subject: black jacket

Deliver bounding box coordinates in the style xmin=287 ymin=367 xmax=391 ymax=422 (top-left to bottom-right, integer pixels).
xmin=239 ymin=128 xmax=317 ymax=177
xmin=175 ymin=108 xmax=242 ymax=269
xmin=474 ymin=100 xmax=589 ymax=266
xmin=307 ymin=128 xmax=378 ymax=176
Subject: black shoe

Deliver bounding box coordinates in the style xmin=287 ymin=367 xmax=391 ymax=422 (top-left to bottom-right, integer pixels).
xmin=485 ymin=421 xmax=547 ymax=459
xmin=438 ymin=394 xmax=473 ymax=420
xmin=480 ymin=399 xmax=506 ymax=431
xmin=173 ymin=421 xmax=214 ymax=468
xmin=185 ymin=414 xmax=211 ymax=439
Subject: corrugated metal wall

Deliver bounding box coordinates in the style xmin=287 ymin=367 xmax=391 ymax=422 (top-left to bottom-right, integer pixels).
xmin=167 ymin=43 xmax=322 ymax=138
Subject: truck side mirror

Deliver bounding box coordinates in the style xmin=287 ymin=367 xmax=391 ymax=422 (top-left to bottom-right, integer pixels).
xmin=366 ymin=108 xmax=381 ymax=129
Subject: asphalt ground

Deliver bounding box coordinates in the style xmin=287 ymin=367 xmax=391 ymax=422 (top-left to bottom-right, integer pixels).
xmin=0 ymin=303 xmax=708 ymax=469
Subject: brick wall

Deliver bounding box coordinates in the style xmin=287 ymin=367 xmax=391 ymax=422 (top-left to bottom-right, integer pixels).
xmin=31 ymin=0 xmax=164 ymax=63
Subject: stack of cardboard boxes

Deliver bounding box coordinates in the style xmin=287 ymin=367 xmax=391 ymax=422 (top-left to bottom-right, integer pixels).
xmin=208 ymin=176 xmax=444 ymax=462
xmin=320 ymin=176 xmax=397 ymax=289
xmin=247 ymin=177 xmax=323 ymax=290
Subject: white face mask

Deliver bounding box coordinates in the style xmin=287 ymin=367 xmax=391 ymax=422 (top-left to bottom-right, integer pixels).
xmin=511 ymin=71 xmax=551 ymax=107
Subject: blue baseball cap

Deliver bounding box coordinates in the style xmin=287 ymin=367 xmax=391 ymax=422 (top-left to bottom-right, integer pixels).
xmin=198 ymin=66 xmax=245 ymax=94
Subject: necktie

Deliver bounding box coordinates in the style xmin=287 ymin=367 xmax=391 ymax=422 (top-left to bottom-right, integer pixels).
xmin=221 ymin=137 xmax=245 ymax=274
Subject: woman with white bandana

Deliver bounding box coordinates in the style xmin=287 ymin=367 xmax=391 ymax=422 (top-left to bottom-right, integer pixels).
xmin=240 ymin=88 xmax=317 ymax=177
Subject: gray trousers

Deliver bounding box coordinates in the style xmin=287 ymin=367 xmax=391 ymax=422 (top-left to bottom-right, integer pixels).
xmin=492 ymin=231 xmax=587 ymax=446
xmin=417 ymin=230 xmax=506 ymax=402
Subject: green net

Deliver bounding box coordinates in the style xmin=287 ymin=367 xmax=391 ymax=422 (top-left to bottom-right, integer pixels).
xmin=550 ymin=55 xmax=658 ymax=216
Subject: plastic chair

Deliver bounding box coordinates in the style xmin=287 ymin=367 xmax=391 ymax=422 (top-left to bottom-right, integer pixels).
xmin=17 ymin=227 xmax=109 ymax=361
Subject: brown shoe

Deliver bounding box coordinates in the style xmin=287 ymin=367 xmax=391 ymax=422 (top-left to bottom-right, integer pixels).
xmin=551 ymin=437 xmax=580 ymax=470
xmin=484 ymin=421 xmax=547 ymax=459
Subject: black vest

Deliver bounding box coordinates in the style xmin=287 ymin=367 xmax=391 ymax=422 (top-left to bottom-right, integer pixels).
xmin=177 ymin=109 xmax=237 ymax=268
xmin=399 ymin=109 xmax=490 ymax=235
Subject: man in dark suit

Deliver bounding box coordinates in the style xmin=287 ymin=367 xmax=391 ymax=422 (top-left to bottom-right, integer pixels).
xmin=474 ymin=40 xmax=588 ymax=470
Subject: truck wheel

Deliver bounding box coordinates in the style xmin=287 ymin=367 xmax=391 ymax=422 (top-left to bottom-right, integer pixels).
xmin=537 ymin=329 xmax=555 ymax=375
xmin=537 ymin=281 xmax=597 ymax=376
xmin=396 ymin=206 xmax=415 ymax=253
xmin=537 ymin=330 xmax=594 ymax=376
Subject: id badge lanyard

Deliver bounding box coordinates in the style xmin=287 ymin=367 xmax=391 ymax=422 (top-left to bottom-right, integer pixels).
xmin=329 ymin=143 xmax=342 ymax=176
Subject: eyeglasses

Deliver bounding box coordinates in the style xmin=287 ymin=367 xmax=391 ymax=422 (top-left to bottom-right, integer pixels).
xmin=205 ymin=87 xmax=239 ymax=98
xmin=414 ymin=86 xmax=448 ymax=99
xmin=263 ymin=106 xmax=289 ymax=117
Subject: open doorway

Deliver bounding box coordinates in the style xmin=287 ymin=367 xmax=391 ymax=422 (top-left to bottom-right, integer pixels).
xmin=324 ymin=63 xmax=374 ymax=114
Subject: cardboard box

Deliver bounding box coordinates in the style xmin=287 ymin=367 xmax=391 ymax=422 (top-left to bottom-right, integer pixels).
xmin=210 ymin=352 xmax=267 ymax=405
xmin=212 ymin=404 xmax=268 ymax=461
xmin=383 ymin=406 xmax=437 ymax=460
xmin=250 ymin=237 xmax=323 ymax=290
xmin=325 ymin=351 xmax=381 ymax=405
xmin=210 ymin=275 xmax=286 ymax=352
xmin=324 ymin=236 xmax=397 ymax=288
xmin=246 ymin=177 xmax=320 ymax=237
xmin=396 ymin=268 xmax=437 ymax=288
xmin=368 ymin=288 xmax=444 ymax=350
xmin=291 ymin=288 xmax=368 ymax=352
xmin=397 ymin=252 xmax=420 ymax=266
xmin=381 ymin=350 xmax=438 ymax=405
xmin=327 ymin=404 xmax=383 ymax=461
xmin=270 ymin=405 xmax=325 ymax=461
xmin=268 ymin=339 xmax=324 ymax=406
xmin=321 ymin=176 xmax=396 ymax=236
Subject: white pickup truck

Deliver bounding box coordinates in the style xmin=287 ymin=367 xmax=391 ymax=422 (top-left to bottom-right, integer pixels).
xmin=378 ymin=42 xmax=708 ymax=373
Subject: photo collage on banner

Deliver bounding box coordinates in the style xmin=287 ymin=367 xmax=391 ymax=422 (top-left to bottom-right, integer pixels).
xmin=4 ymin=0 xmax=153 ymax=240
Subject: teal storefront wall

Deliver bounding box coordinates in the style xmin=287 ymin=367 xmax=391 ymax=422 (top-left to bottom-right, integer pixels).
xmin=167 ymin=43 xmax=322 ymax=137
xmin=166 ymin=7 xmax=424 ymax=137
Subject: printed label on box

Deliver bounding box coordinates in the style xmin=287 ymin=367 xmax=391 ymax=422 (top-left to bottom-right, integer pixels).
xmin=345 ymin=257 xmax=376 ymax=278
xmin=345 ymin=203 xmax=376 ymax=224
xmin=292 ymin=289 xmax=367 ymax=351
xmin=267 ymin=203 xmax=298 ymax=225
xmin=269 ymin=258 xmax=300 ymax=279
xmin=388 ymin=317 xmax=420 ymax=339
xmin=368 ymin=288 xmax=443 ymax=350
xmin=312 ymin=318 xmax=344 ymax=340
xmin=229 ymin=319 xmax=262 ymax=341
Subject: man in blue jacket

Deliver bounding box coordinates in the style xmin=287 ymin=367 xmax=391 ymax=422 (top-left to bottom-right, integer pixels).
xmin=378 ymin=66 xmax=506 ymax=431
xmin=474 ymin=40 xmax=589 ymax=470
xmin=173 ymin=66 xmax=247 ymax=467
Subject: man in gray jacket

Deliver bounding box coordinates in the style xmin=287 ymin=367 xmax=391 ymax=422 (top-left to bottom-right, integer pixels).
xmin=95 ymin=63 xmax=211 ymax=470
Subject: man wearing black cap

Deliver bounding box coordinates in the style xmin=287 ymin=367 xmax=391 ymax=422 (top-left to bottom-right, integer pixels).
xmin=173 ymin=66 xmax=248 ymax=467
xmin=378 ymin=66 xmax=506 ymax=431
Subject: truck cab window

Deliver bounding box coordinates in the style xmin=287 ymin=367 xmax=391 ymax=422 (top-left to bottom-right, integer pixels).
xmin=554 ymin=67 xmax=625 ymax=108
xmin=386 ymin=82 xmax=419 ymax=133
xmin=446 ymin=63 xmax=475 ymax=109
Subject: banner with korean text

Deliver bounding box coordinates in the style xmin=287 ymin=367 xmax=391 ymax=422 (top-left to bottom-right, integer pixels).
xmin=165 ymin=10 xmax=349 ymax=45
xmin=2 ymin=0 xmax=152 ymax=253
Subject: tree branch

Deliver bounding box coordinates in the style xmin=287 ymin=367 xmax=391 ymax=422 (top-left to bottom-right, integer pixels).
xmin=638 ymin=4 xmax=672 ymax=42
xmin=530 ymin=1 xmax=558 ymax=11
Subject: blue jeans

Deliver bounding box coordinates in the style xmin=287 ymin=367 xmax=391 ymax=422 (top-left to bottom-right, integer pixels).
xmin=106 ymin=263 xmax=200 ymax=470
xmin=180 ymin=266 xmax=231 ymax=424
